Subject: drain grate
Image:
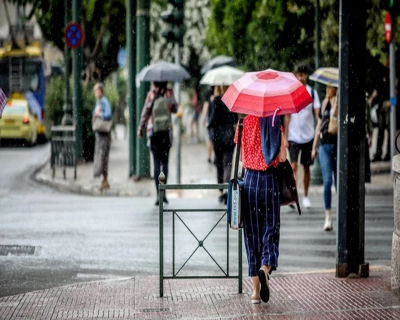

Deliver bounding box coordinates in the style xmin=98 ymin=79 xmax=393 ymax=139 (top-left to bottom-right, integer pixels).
xmin=139 ymin=308 xmax=171 ymax=313
xmin=0 ymin=245 xmax=36 ymax=256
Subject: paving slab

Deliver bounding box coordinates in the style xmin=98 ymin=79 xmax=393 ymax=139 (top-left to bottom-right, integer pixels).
xmin=0 ymin=267 xmax=399 ymax=319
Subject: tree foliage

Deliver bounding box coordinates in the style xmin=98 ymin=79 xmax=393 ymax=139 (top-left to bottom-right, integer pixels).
xmin=9 ymin=0 xmax=126 ymax=81
xmin=206 ymin=0 xmax=316 ymax=72
xmin=206 ymin=0 xmax=400 ymax=85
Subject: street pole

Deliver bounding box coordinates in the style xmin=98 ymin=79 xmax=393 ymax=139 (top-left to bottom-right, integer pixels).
xmin=72 ymin=0 xmax=83 ymax=159
xmin=336 ymin=0 xmax=369 ymax=278
xmin=136 ymin=0 xmax=150 ymax=178
xmin=127 ymin=0 xmax=136 ymax=177
xmin=311 ymin=0 xmax=323 ymax=185
xmin=62 ymin=0 xmax=72 ymax=126
xmin=390 ymin=16 xmax=397 ymax=177
xmin=174 ymin=42 xmax=181 ymax=184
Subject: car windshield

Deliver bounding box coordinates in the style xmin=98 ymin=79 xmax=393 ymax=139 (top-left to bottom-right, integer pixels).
xmin=3 ymin=105 xmax=26 ymax=115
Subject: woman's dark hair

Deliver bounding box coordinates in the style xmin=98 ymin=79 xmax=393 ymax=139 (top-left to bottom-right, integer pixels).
xmin=154 ymin=81 xmax=168 ymax=90
xmin=296 ymin=64 xmax=308 ymax=75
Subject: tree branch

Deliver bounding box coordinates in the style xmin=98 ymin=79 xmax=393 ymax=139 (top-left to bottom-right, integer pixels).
xmin=90 ymin=14 xmax=110 ymax=58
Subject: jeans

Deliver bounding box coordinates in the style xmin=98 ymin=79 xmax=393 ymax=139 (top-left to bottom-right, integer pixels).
xmin=319 ymin=143 xmax=337 ymax=210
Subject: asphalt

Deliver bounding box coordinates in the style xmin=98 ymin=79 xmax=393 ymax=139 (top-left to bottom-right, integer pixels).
xmin=34 ymin=124 xmax=394 ymax=198
xmin=1 ymin=123 xmax=398 ymax=319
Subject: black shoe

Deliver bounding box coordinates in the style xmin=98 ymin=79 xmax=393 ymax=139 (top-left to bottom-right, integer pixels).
xmin=155 ymin=199 xmax=159 ymax=206
xmin=371 ymin=155 xmax=382 ymax=162
xmin=163 ymin=197 xmax=169 ymax=204
xmin=219 ymin=192 xmax=228 ymax=204
xmin=258 ymin=268 xmax=270 ymax=303
xmin=289 ymin=204 xmax=295 ymax=209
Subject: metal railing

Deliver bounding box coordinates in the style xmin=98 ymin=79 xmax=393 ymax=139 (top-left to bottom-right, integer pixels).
xmin=50 ymin=125 xmax=77 ymax=180
xmin=158 ymin=173 xmax=243 ymax=297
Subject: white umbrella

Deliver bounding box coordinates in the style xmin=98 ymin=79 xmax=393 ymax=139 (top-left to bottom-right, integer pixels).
xmin=200 ymin=66 xmax=245 ymax=86
xmin=200 ymin=55 xmax=236 ymax=74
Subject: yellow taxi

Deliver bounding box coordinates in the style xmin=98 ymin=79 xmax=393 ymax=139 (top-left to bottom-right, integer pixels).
xmin=0 ymin=99 xmax=37 ymax=145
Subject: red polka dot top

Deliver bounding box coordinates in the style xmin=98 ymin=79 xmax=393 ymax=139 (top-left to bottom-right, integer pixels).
xmin=234 ymin=115 xmax=280 ymax=171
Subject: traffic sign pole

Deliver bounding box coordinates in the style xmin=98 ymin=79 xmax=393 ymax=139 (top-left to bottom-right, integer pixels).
xmin=72 ymin=0 xmax=83 ymax=160
xmin=127 ymin=0 xmax=136 ymax=177
xmin=389 ymin=14 xmax=397 ymax=177
xmin=62 ymin=0 xmax=72 ymax=126
xmin=136 ymin=0 xmax=151 ymax=178
xmin=175 ymin=42 xmax=181 ymax=184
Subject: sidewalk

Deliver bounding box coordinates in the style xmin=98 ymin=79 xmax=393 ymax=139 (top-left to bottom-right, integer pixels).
xmin=1 ymin=266 xmax=399 ymax=319
xmin=35 ymin=124 xmax=393 ymax=197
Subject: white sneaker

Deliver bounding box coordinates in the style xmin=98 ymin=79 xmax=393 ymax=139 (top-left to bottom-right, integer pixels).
xmin=323 ymin=218 xmax=333 ymax=231
xmin=302 ymin=197 xmax=311 ymax=208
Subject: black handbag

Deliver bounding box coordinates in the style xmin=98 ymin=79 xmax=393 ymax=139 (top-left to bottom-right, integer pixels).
xmin=276 ymin=159 xmax=301 ymax=215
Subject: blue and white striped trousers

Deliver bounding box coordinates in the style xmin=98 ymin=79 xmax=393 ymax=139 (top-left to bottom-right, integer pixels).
xmin=243 ymin=168 xmax=281 ymax=277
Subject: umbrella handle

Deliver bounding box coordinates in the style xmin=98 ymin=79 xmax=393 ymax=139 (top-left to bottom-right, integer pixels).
xmin=272 ymin=107 xmax=282 ymax=127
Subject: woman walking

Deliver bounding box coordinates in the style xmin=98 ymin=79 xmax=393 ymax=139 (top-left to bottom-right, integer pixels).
xmin=208 ymin=85 xmax=237 ymax=203
xmin=235 ymin=115 xmax=287 ymax=304
xmin=93 ymin=83 xmax=112 ymax=191
xmin=312 ymin=85 xmax=338 ymax=231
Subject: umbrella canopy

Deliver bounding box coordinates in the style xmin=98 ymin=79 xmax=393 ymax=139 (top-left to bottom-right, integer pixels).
xmin=222 ymin=69 xmax=313 ymax=118
xmin=200 ymin=55 xmax=236 ymax=74
xmin=137 ymin=61 xmax=190 ymax=82
xmin=309 ymin=67 xmax=338 ymax=87
xmin=200 ymin=66 xmax=245 ymax=86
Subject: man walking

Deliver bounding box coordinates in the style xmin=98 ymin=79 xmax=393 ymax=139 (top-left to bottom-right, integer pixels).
xmin=284 ymin=64 xmax=321 ymax=208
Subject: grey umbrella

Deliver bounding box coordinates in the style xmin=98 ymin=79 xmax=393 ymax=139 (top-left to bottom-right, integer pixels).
xmin=137 ymin=61 xmax=191 ymax=82
xmin=200 ymin=55 xmax=237 ymax=74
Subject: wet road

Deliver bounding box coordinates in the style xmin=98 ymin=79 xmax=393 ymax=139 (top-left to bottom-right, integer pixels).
xmin=0 ymin=143 xmax=394 ymax=297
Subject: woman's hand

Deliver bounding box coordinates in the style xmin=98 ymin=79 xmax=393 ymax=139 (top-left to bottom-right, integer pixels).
xmin=278 ymin=147 xmax=287 ymax=163
xmin=311 ymin=148 xmax=317 ymax=160
xmin=137 ymin=128 xmax=143 ymax=139
xmin=95 ymin=105 xmax=101 ymax=117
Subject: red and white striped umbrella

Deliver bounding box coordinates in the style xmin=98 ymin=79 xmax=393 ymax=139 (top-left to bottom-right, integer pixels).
xmin=221 ymin=69 xmax=313 ymax=117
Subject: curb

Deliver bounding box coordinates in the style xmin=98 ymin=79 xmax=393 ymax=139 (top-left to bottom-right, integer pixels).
xmin=33 ymin=161 xmax=393 ymax=197
xmin=33 ymin=162 xmax=152 ymax=198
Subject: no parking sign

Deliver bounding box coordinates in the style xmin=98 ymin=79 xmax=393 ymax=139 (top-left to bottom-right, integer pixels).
xmin=65 ymin=23 xmax=83 ymax=49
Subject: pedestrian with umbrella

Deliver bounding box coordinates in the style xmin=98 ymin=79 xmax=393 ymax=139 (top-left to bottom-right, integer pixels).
xmin=200 ymin=66 xmax=245 ymax=202
xmin=223 ymin=69 xmax=312 ymax=304
xmin=137 ymin=61 xmax=190 ymax=205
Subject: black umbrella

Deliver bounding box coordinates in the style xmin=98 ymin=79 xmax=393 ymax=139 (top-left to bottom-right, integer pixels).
xmin=137 ymin=61 xmax=191 ymax=82
xmin=200 ymin=55 xmax=237 ymax=74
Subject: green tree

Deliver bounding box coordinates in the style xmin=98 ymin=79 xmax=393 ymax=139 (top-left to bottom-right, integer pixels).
xmin=8 ymin=0 xmax=126 ymax=81
xmin=206 ymin=0 xmax=316 ymax=72
xmin=206 ymin=0 xmax=400 ymax=83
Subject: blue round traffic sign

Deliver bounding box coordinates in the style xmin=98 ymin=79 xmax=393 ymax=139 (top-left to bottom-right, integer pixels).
xmin=65 ymin=23 xmax=83 ymax=49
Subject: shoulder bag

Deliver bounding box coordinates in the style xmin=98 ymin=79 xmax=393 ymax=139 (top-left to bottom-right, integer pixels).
xmin=92 ymin=116 xmax=113 ymax=133
xmin=227 ymin=118 xmax=244 ymax=230
xmin=328 ymin=97 xmax=338 ymax=135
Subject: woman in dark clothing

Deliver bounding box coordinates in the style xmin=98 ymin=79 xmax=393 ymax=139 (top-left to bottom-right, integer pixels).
xmin=208 ymin=85 xmax=238 ymax=203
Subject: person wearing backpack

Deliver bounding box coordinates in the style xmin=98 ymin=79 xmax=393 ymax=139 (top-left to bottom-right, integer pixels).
xmin=137 ymin=81 xmax=178 ymax=205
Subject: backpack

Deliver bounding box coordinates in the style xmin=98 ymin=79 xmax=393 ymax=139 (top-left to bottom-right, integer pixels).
xmin=152 ymin=92 xmax=171 ymax=133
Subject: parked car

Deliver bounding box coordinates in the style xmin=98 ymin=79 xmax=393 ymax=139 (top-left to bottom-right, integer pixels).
xmin=0 ymin=99 xmax=38 ymax=146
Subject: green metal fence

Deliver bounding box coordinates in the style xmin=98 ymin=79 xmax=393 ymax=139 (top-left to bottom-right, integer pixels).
xmin=158 ymin=174 xmax=243 ymax=297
